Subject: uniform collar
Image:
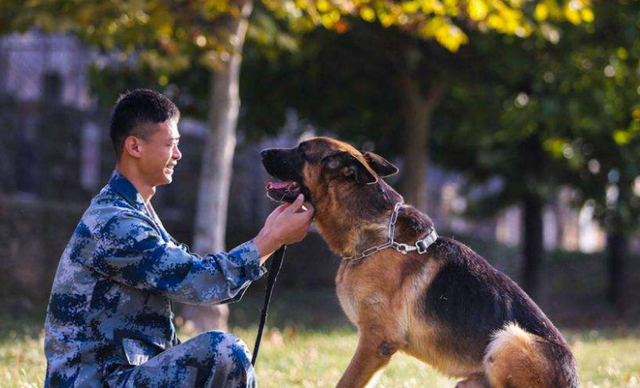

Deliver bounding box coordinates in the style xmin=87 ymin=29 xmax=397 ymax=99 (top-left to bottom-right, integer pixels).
xmin=108 ymin=170 xmax=147 ymax=212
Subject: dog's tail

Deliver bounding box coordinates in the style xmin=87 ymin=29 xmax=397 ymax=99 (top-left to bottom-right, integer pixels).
xmin=483 ymin=323 xmax=579 ymax=388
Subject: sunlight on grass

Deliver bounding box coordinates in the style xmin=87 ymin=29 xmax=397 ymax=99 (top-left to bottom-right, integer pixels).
xmin=2 ymin=320 xmax=640 ymax=388
xmin=570 ymin=330 xmax=640 ymax=388
xmin=0 ymin=327 xmax=46 ymax=388
xmin=230 ymin=327 xmax=456 ymax=388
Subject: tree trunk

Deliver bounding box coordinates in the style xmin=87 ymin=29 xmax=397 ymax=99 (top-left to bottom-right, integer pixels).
xmin=180 ymin=0 xmax=253 ymax=332
xmin=398 ymin=76 xmax=441 ymax=212
xmin=606 ymin=219 xmax=626 ymax=309
xmin=521 ymin=193 xmax=544 ymax=301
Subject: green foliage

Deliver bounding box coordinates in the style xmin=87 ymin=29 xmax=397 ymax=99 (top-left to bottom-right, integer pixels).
xmin=431 ymin=0 xmax=640 ymax=228
xmin=552 ymin=0 xmax=640 ymax=233
xmin=1 ymin=0 xmax=248 ymax=77
xmin=74 ymin=3 xmax=298 ymax=121
xmin=241 ymin=24 xmax=405 ymax=148
xmin=0 ymin=0 xmax=592 ymax=100
xmin=240 ymin=0 xmax=596 ymax=154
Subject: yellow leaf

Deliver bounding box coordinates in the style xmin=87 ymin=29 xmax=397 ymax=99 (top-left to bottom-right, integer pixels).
xmin=486 ymin=14 xmax=504 ymax=30
xmin=317 ymin=0 xmax=331 ymax=13
xmin=618 ymin=47 xmax=628 ymax=60
xmin=378 ymin=12 xmax=396 ymax=28
xmin=401 ymin=1 xmax=420 ymax=13
xmin=423 ymin=1 xmax=446 ymax=15
xmin=360 ymin=7 xmax=375 ymax=22
xmin=534 ymin=3 xmax=548 ymax=21
xmin=320 ymin=10 xmax=341 ymax=28
xmin=422 ymin=18 xmax=468 ymax=52
xmin=581 ymin=8 xmax=594 ymax=23
xmin=613 ymin=130 xmax=631 ymax=145
xmin=469 ymin=0 xmax=488 ymax=21
xmin=564 ymin=4 xmax=581 ymax=25
xmin=543 ymin=138 xmax=567 ymax=157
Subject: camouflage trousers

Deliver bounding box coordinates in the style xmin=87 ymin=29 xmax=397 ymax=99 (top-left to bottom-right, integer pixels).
xmin=105 ymin=331 xmax=257 ymax=388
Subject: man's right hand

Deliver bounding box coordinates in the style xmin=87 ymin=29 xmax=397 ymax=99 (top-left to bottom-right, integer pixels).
xmin=254 ymin=194 xmax=314 ymax=263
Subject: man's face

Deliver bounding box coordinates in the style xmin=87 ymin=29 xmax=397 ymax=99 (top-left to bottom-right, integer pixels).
xmin=138 ymin=119 xmax=182 ymax=187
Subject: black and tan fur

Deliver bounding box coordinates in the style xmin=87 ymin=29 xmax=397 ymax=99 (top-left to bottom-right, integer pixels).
xmin=261 ymin=137 xmax=579 ymax=388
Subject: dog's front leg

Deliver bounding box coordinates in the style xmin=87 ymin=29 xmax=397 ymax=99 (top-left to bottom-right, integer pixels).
xmin=336 ymin=331 xmax=401 ymax=388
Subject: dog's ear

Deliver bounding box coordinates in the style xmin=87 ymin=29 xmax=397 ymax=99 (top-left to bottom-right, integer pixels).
xmin=323 ymin=152 xmax=378 ymax=185
xmin=363 ymin=152 xmax=399 ymax=178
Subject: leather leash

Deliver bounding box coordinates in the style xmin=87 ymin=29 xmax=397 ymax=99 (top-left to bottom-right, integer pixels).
xmin=251 ymin=245 xmax=286 ymax=366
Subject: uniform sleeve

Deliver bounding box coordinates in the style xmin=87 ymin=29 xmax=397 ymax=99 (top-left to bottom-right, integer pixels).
xmin=91 ymin=213 xmax=267 ymax=305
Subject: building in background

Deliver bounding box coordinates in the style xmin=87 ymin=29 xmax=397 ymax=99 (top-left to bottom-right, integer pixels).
xmin=0 ymin=31 xmax=102 ymax=195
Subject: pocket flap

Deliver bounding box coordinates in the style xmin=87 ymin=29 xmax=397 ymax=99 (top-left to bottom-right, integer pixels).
xmin=122 ymin=338 xmax=159 ymax=366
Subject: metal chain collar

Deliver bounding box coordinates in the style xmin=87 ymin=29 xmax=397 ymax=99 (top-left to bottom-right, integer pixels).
xmin=342 ymin=202 xmax=439 ymax=261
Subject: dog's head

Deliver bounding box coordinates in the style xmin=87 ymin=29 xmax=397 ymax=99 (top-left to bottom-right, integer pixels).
xmin=261 ymin=136 xmax=399 ymax=206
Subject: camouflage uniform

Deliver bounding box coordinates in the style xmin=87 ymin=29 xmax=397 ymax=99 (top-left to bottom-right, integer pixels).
xmin=44 ymin=171 xmax=266 ymax=388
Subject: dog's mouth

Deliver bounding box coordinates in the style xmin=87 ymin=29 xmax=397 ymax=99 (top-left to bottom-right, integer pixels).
xmin=265 ymin=180 xmax=301 ymax=202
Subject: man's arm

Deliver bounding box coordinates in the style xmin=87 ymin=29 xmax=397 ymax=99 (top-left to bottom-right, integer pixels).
xmin=93 ymin=213 xmax=263 ymax=305
xmin=90 ymin=194 xmax=314 ymax=305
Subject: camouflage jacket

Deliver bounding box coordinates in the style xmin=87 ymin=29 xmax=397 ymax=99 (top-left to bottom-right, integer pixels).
xmin=44 ymin=170 xmax=265 ymax=388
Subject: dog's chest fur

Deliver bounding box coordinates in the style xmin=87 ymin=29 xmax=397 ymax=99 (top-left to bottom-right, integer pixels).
xmin=334 ymin=251 xmax=484 ymax=377
xmin=335 ymin=258 xmax=398 ymax=326
xmin=335 ymin=263 xmax=369 ymax=325
xmin=336 ymin=277 xmax=359 ymax=325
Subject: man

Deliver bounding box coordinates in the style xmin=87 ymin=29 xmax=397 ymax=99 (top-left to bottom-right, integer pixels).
xmin=44 ymin=89 xmax=314 ymax=388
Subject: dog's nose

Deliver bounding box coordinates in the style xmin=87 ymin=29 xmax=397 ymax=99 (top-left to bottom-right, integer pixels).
xmin=260 ymin=149 xmax=270 ymax=159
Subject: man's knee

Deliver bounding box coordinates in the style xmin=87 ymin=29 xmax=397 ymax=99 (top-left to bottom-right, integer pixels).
xmin=196 ymin=331 xmax=248 ymax=351
xmin=195 ymin=331 xmax=252 ymax=367
xmin=195 ymin=331 xmax=254 ymax=387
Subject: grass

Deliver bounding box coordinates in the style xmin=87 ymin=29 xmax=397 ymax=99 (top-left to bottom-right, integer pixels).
xmin=2 ymin=290 xmax=640 ymax=388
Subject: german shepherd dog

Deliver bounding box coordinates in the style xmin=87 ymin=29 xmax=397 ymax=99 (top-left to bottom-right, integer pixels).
xmin=261 ymin=137 xmax=579 ymax=388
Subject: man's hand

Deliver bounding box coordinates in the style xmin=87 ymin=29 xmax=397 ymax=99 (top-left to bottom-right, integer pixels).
xmin=254 ymin=194 xmax=314 ymax=263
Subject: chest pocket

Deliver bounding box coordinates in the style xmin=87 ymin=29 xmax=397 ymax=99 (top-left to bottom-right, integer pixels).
xmin=122 ymin=338 xmax=162 ymax=366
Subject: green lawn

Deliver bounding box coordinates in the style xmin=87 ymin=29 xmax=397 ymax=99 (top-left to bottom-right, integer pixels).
xmin=2 ymin=289 xmax=640 ymax=388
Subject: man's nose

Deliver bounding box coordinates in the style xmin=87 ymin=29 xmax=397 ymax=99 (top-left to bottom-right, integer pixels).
xmin=174 ymin=146 xmax=182 ymax=160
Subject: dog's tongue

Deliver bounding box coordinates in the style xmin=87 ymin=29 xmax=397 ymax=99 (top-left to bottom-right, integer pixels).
xmin=266 ymin=181 xmax=296 ymax=190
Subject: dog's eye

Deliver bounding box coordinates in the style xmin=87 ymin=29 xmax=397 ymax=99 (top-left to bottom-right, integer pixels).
xmin=297 ymin=147 xmax=308 ymax=160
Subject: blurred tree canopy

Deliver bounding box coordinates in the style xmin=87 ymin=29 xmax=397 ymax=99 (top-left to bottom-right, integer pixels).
xmin=257 ymin=0 xmax=593 ymax=211
xmin=0 ymin=0 xmax=593 ymax=213
xmin=432 ymin=0 xmax=640 ymax=304
xmin=0 ymin=0 xmax=601 ymax=308
xmin=0 ymin=0 xmax=592 ymax=81
xmin=1 ymin=0 xmax=253 ymax=73
xmin=266 ymin=0 xmax=593 ymax=51
xmin=544 ymin=0 xmax=640 ymax=307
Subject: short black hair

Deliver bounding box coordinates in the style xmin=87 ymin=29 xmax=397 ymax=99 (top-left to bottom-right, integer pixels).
xmin=109 ymin=89 xmax=180 ymax=158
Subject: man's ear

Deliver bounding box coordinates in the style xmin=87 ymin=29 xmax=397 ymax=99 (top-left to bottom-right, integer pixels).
xmin=124 ymin=136 xmax=143 ymax=159
xmin=363 ymin=152 xmax=399 ymax=178
xmin=322 ymin=152 xmax=378 ymax=185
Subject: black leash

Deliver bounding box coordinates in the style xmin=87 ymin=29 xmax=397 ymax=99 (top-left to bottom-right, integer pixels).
xmin=251 ymin=245 xmax=286 ymax=366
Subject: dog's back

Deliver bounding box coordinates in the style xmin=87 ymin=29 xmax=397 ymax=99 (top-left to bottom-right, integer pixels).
xmin=418 ymin=237 xmax=579 ymax=388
